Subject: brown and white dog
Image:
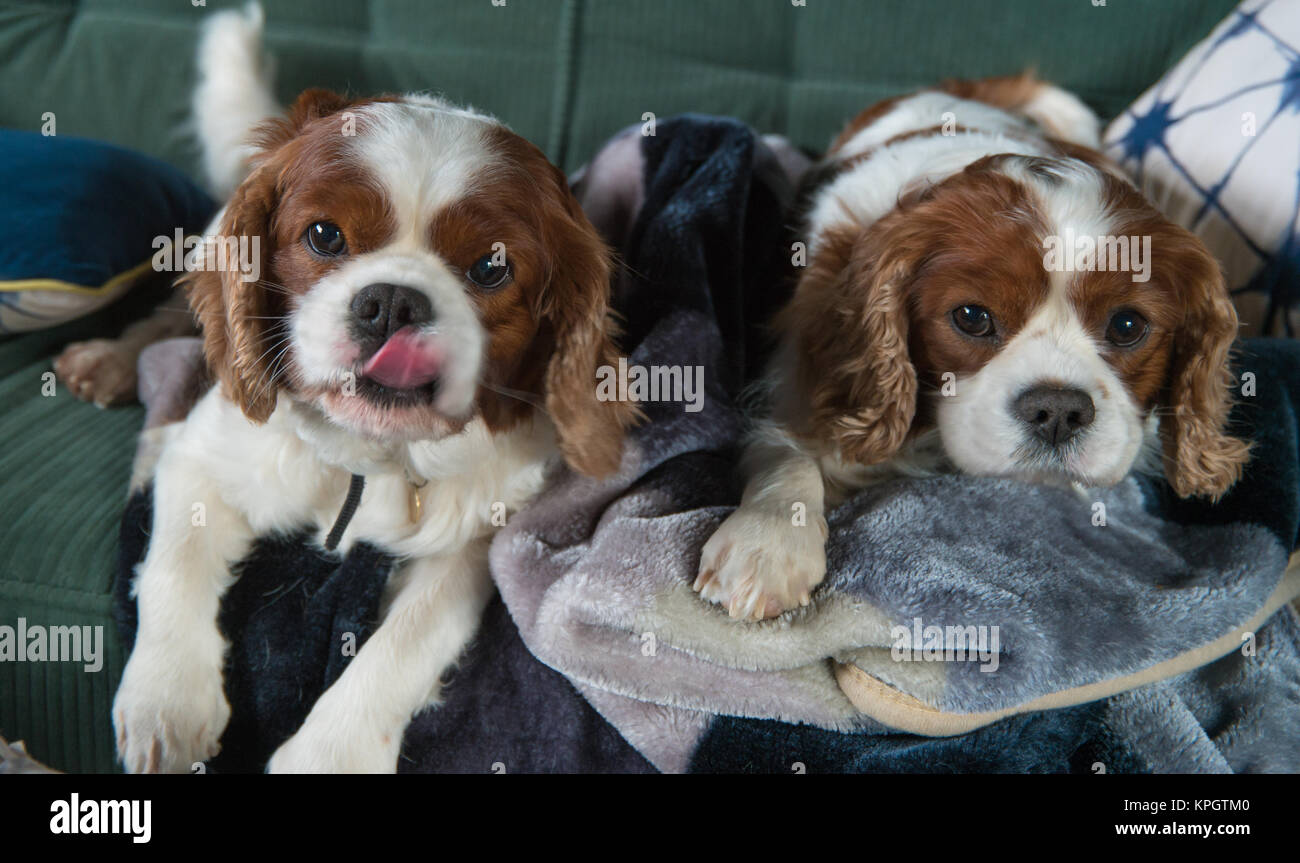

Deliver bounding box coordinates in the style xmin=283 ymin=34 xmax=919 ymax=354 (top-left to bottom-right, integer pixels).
xmin=111 ymin=6 xmax=633 ymax=772
xmin=694 ymin=76 xmax=1250 ymax=621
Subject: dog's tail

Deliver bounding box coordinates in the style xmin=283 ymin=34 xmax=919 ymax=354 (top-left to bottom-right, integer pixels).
xmin=194 ymin=2 xmax=281 ymax=198
xmin=938 ymin=72 xmax=1101 ymax=148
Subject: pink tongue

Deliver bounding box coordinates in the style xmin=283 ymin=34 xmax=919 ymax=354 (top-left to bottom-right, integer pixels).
xmin=361 ymin=327 xmax=442 ymax=389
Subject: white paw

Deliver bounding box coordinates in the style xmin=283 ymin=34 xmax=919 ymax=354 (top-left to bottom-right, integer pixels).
xmin=54 ymin=339 xmax=138 ymax=406
xmin=112 ymin=643 xmax=230 ymax=774
xmin=693 ymin=505 xmax=828 ymax=620
xmin=266 ymin=710 xmax=401 ymax=774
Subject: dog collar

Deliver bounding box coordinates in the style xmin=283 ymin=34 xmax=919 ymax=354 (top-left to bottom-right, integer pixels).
xmin=323 ymin=473 xmax=426 ymax=552
xmin=323 ymin=474 xmax=366 ymax=551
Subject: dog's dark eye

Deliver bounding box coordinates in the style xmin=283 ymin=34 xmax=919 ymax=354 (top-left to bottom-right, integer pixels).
xmin=952 ymin=304 xmax=995 ymax=338
xmin=1106 ymin=309 xmax=1148 ymax=347
xmin=466 ymin=253 xmax=512 ymax=291
xmin=305 ymin=221 xmax=347 ymax=257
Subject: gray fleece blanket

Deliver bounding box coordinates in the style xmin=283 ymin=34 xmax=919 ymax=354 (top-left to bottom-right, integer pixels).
xmin=488 ymin=117 xmax=1300 ymax=771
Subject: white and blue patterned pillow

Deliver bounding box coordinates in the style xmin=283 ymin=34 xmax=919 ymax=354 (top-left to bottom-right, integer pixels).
xmin=1104 ymin=0 xmax=1300 ymax=337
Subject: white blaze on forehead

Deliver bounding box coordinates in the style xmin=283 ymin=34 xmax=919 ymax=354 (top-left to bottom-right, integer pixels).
xmin=346 ymin=99 xmax=503 ymax=243
xmin=1001 ymin=156 xmax=1115 ymax=254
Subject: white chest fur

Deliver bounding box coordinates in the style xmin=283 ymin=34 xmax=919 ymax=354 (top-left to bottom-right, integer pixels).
xmin=162 ymin=389 xmax=554 ymax=559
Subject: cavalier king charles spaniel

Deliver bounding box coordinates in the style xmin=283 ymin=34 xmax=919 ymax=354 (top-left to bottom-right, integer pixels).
xmin=695 ymin=75 xmax=1250 ymax=621
xmin=112 ymin=6 xmax=633 ymax=772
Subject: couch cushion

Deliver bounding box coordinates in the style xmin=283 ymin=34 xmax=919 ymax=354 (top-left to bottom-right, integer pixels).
xmin=0 ymin=292 xmax=158 ymax=772
xmin=0 ymin=0 xmax=1239 ymax=175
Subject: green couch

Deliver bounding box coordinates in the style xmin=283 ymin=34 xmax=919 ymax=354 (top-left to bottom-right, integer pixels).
xmin=0 ymin=0 xmax=1238 ymax=773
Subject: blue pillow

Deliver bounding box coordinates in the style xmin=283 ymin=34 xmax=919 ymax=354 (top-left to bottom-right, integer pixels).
xmin=0 ymin=129 xmax=215 ymax=333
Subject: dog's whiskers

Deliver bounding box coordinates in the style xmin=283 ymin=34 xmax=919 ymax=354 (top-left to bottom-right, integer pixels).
xmin=478 ymin=379 xmax=549 ymax=415
xmin=246 ymin=325 xmax=291 ymax=368
xmin=245 ymin=327 xmax=294 ymax=403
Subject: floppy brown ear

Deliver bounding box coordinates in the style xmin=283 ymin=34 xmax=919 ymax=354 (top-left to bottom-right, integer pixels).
xmin=186 ymin=88 xmax=358 ymax=423
xmin=1158 ymin=237 xmax=1251 ymax=499
xmin=778 ymin=220 xmax=919 ymax=464
xmin=185 ymin=168 xmax=279 ymax=423
xmin=540 ymin=169 xmax=637 ymax=477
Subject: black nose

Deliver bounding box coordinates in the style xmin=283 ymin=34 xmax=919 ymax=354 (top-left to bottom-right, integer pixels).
xmin=349 ymin=284 xmax=433 ymax=342
xmin=1013 ymin=386 xmax=1096 ymax=447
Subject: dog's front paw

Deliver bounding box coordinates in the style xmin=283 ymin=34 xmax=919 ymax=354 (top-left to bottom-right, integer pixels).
xmin=267 ymin=714 xmax=401 ymax=774
xmin=112 ymin=645 xmax=230 ymax=773
xmin=693 ymin=505 xmax=828 ymax=620
xmin=54 ymin=339 xmax=138 ymax=406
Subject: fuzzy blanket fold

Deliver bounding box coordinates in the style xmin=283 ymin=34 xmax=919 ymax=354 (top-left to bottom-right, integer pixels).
xmin=116 ymin=116 xmax=1300 ymax=773
xmin=492 ymin=116 xmax=1300 ymax=771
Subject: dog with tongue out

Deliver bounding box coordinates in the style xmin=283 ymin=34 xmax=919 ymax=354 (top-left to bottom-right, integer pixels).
xmin=363 ymin=327 xmax=444 ymax=393
xmin=112 ymin=5 xmax=634 ymax=775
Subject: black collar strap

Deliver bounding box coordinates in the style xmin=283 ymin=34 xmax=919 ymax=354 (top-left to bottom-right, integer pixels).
xmin=324 ymin=474 xmax=366 ymax=552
